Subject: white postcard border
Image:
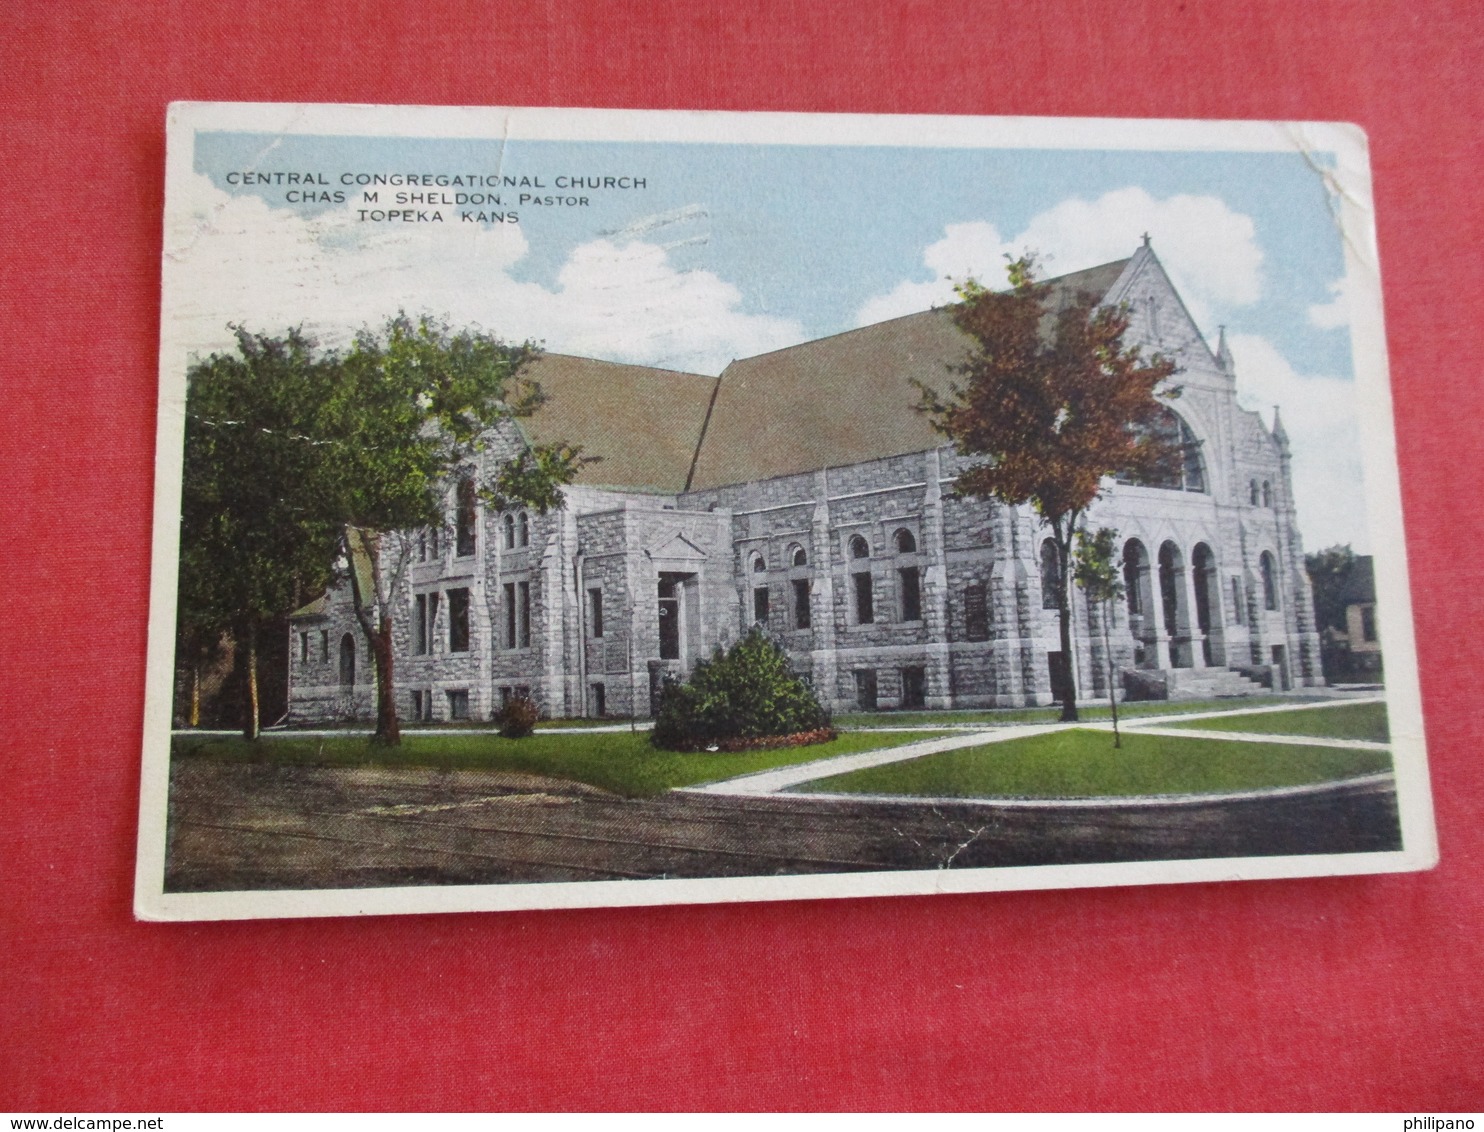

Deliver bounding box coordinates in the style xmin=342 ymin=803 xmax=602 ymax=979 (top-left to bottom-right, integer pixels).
xmin=136 ymin=102 xmax=1436 ymax=922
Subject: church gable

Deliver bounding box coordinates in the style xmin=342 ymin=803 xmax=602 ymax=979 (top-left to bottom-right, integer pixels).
xmin=645 ymin=530 xmax=708 ymax=571
xmin=1105 ymin=245 xmax=1226 ymax=385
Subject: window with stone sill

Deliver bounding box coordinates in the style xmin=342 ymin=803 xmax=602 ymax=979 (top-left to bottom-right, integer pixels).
xmin=853 ymin=571 xmax=874 ymax=624
xmin=455 ymin=476 xmax=477 ymax=558
xmin=898 ymin=566 xmax=922 ymax=622
xmin=447 ymin=587 xmax=471 ymax=653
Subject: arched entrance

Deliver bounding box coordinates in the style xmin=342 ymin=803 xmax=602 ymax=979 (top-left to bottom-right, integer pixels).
xmin=1123 ymin=538 xmax=1154 ymax=667
xmin=1191 ymin=542 xmax=1223 ymax=667
xmin=1158 ymin=541 xmax=1191 ymax=667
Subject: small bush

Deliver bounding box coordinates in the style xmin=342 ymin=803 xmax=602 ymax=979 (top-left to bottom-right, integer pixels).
xmin=651 ymin=627 xmax=833 ymax=751
xmin=495 ymin=694 xmax=539 ymax=739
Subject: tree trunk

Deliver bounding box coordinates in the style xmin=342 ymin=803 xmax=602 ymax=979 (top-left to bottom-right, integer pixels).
xmin=371 ymin=612 xmax=401 ymax=746
xmin=243 ymin=621 xmax=261 ymax=741
xmin=189 ymin=662 xmax=201 ymax=728
xmin=1056 ymin=528 xmax=1079 ymax=722
xmin=1103 ymin=600 xmax=1120 ymax=748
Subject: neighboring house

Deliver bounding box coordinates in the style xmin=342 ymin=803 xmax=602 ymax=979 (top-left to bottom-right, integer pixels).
xmin=1317 ymin=555 xmax=1383 ymax=685
xmin=287 ymin=241 xmax=1322 ymax=721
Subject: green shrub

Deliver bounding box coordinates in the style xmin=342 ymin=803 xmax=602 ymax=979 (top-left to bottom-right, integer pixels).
xmin=495 ymin=693 xmax=540 ymax=739
xmin=651 ymin=627 xmax=832 ymax=751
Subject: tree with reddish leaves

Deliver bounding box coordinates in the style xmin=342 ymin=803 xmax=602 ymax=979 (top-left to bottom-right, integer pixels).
xmin=917 ymin=256 xmax=1181 ymax=722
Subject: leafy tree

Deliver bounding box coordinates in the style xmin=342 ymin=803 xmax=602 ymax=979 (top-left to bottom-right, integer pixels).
xmin=1073 ymin=526 xmax=1125 ymax=747
xmin=917 ymin=255 xmax=1180 ymax=721
xmin=177 ymin=315 xmax=583 ymax=745
xmin=1305 ymin=544 xmax=1357 ymax=634
xmin=316 ymin=314 xmax=585 ymax=745
xmin=178 ymin=328 xmax=343 ymax=738
xmin=651 ymin=627 xmax=832 ymax=751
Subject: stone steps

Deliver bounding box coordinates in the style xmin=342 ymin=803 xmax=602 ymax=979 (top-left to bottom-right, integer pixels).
xmin=1160 ymin=667 xmax=1269 ymax=700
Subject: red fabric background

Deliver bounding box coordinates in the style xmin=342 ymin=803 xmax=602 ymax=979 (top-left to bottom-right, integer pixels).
xmin=2 ymin=0 xmax=1481 ymax=1111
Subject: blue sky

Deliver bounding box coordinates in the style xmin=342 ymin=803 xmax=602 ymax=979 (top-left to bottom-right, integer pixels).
xmin=177 ymin=129 xmax=1366 ymax=548
xmin=195 ymin=132 xmax=1350 ymax=375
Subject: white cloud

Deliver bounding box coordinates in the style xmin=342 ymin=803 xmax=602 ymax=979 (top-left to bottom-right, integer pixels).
xmin=1307 ymin=276 xmax=1351 ymax=330
xmin=854 ymin=187 xmax=1264 ymax=331
xmin=853 ymin=221 xmax=1011 ymax=325
xmin=165 ymin=174 xmax=801 ymax=374
xmin=1227 ymin=333 xmax=1368 ymax=553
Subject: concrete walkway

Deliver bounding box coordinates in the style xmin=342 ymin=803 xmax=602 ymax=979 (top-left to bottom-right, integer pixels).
xmin=685 ymin=697 xmax=1391 ymax=798
xmin=680 ymin=724 xmax=1055 ymax=796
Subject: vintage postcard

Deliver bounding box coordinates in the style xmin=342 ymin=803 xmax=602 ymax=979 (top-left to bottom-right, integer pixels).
xmin=136 ymin=103 xmax=1436 ymax=920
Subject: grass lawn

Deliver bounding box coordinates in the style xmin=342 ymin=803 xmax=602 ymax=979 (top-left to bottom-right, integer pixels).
xmin=1146 ymin=701 xmax=1389 ymax=743
xmin=171 ymin=729 xmax=941 ymax=798
xmin=794 ymin=727 xmax=1394 ymax=799
xmin=533 ymin=717 xmax=641 ymax=730
xmin=833 ymin=694 xmax=1320 ymax=730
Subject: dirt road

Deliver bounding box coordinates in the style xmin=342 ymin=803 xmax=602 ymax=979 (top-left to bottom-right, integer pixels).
xmin=163 ymin=759 xmax=1404 ymax=892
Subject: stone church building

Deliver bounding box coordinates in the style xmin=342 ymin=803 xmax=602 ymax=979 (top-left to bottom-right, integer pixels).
xmin=287 ymin=241 xmax=1322 ymax=723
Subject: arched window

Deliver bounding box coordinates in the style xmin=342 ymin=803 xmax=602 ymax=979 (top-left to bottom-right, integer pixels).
xmin=1262 ymin=481 xmax=1272 ymax=508
xmin=750 ymin=551 xmax=766 ymax=574
xmin=517 ymin=511 xmax=530 ymax=547
xmin=849 ymin=534 xmax=870 ymax=559
xmin=1260 ymin=551 xmax=1280 ymax=611
xmin=1249 ymin=480 xmax=1260 ymax=506
xmin=894 ymin=528 xmax=917 ymax=553
xmin=338 ymin=634 xmax=356 ymax=687
xmin=502 ymin=512 xmax=516 ymax=550
xmin=791 ymin=544 xmax=808 ymax=568
xmin=1040 ymin=539 xmax=1060 ymax=610
xmin=1120 ymin=407 xmax=1206 ymax=492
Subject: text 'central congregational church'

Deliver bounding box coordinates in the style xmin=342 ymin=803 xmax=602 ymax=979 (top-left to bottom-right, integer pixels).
xmin=288 ymin=241 xmax=1322 ymax=722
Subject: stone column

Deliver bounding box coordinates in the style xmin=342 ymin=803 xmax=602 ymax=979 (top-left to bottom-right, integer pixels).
xmin=809 ymin=469 xmax=840 ymax=709
xmin=1182 ymin=557 xmax=1207 ymax=669
xmin=922 ymin=449 xmax=951 ymax=708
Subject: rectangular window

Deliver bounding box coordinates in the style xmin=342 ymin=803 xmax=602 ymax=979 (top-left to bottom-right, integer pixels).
xmin=898 ymin=566 xmax=922 ymax=622
xmin=1361 ymin=605 xmax=1378 ymax=643
xmin=411 ymin=690 xmax=423 ymax=721
xmin=901 ymin=666 xmax=926 ymax=709
xmin=447 ymin=689 xmax=469 ymax=720
xmin=518 ymin=581 xmax=531 ymax=648
xmin=792 ymin=578 xmax=811 ymax=629
xmin=320 ymin=629 xmax=329 ymax=662
xmin=588 ymin=588 xmax=604 ymax=638
xmin=455 ymin=477 xmax=477 ymax=558
xmin=499 ymin=685 xmax=513 ymax=708
xmin=418 ymin=530 xmax=428 ymax=563
xmin=299 ymin=632 xmax=309 ymax=664
xmin=853 ymin=572 xmax=874 ymax=624
xmin=448 ymin=587 xmax=470 ymax=653
xmin=1231 ymin=577 xmax=1244 ymax=624
xmin=504 ymin=582 xmax=517 ymax=648
xmin=590 ymin=683 xmax=606 ymax=717
xmin=414 ymin=594 xmax=427 ymax=654
xmin=753 ymin=585 xmax=770 ymax=626
xmin=964 ymin=585 xmax=989 ymax=641
xmin=854 ymin=669 xmax=878 ymax=710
